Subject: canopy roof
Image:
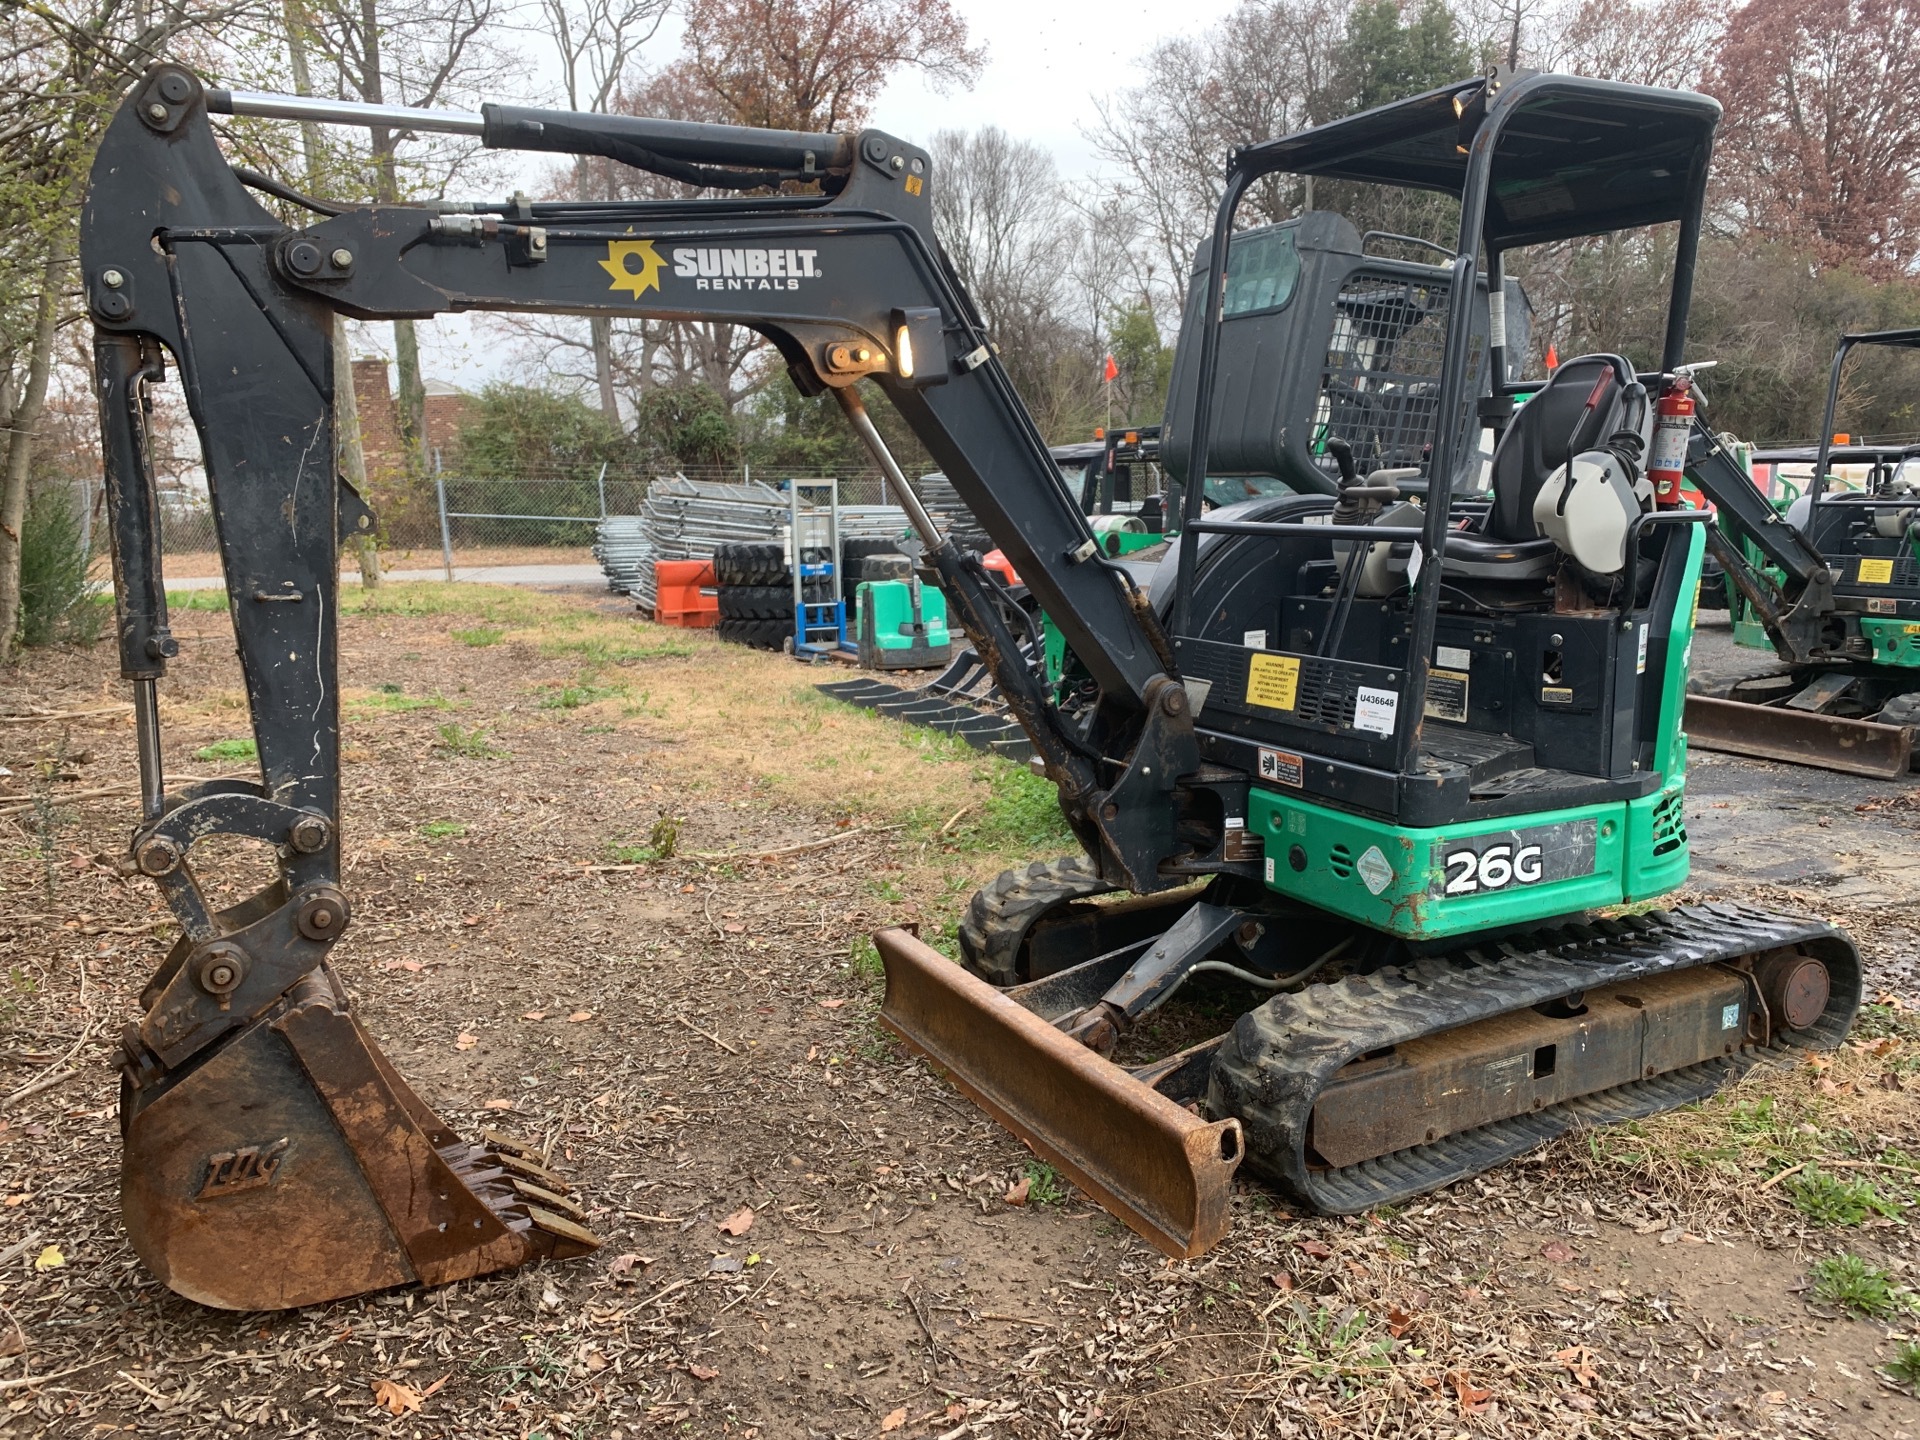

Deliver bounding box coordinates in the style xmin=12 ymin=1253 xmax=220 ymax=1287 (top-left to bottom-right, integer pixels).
xmin=1234 ymin=71 xmax=1721 ymax=250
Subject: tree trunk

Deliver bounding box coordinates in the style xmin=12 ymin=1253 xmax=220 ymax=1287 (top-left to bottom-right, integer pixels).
xmin=334 ymin=315 xmax=381 ymax=587
xmin=591 ymin=317 xmax=619 ymax=421
xmin=0 ymin=229 xmax=72 ymax=663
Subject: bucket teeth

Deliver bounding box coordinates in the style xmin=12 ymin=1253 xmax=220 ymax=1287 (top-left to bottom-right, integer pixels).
xmin=489 ymin=1149 xmax=574 ymax=1191
xmin=524 ymin=1204 xmax=602 ymax=1259
xmin=511 ymin=1175 xmax=588 ymax=1220
xmin=479 ymin=1128 xmax=544 ymax=1162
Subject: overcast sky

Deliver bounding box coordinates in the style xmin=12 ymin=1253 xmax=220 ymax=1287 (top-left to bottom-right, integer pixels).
xmin=391 ymin=0 xmax=1245 ymax=390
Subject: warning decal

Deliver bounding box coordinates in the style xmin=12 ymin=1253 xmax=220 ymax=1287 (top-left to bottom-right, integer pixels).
xmin=1245 ymin=653 xmax=1301 ymax=710
xmin=1424 ymin=668 xmax=1469 ymax=722
xmin=1859 ymin=558 xmax=1895 ymax=584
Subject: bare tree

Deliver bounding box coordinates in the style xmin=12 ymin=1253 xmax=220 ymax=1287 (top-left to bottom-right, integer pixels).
xmin=930 ymin=126 xmax=1099 ymax=435
xmin=543 ymin=0 xmax=671 ymax=421
xmin=288 ymin=0 xmax=513 ymax=477
xmin=1086 ymin=0 xmax=1350 ymax=325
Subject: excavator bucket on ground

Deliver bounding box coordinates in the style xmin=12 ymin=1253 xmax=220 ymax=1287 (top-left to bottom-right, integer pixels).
xmin=874 ymin=927 xmax=1243 ymax=1258
xmin=120 ymin=961 xmax=598 ymax=1311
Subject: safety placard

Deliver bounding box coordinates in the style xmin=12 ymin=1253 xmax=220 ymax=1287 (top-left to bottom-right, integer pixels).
xmin=1859 ymin=558 xmax=1896 ymax=584
xmin=1245 ymin=653 xmax=1300 ymax=710
xmin=1257 ymin=747 xmax=1304 ymax=787
xmin=1424 ymin=668 xmax=1469 ymax=722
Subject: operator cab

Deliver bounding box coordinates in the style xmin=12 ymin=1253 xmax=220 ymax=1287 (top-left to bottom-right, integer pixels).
xmin=1790 ymin=332 xmax=1920 ymax=623
xmin=1157 ymin=70 xmax=1717 ymax=832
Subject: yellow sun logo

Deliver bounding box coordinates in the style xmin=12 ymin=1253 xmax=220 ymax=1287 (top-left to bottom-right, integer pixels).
xmin=599 ymin=239 xmax=665 ymax=297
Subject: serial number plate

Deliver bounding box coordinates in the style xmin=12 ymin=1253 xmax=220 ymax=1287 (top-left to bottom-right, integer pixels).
xmin=1432 ymin=819 xmax=1598 ymax=898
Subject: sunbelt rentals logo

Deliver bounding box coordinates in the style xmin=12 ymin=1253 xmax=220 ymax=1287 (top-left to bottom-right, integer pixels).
xmin=599 ymin=238 xmax=819 ymax=295
xmin=600 ymin=240 xmax=665 ymax=297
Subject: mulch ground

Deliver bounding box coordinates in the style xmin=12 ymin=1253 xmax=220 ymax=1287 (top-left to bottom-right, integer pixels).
xmin=1 ymin=584 xmax=1917 ymax=1439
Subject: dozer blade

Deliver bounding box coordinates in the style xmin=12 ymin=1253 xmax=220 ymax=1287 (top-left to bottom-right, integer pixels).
xmin=874 ymin=926 xmax=1242 ymax=1259
xmin=1685 ymin=694 xmax=1914 ymax=778
xmin=121 ymin=966 xmax=598 ymax=1310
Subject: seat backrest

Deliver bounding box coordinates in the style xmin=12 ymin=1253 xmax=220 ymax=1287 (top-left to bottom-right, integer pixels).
xmin=1487 ymin=353 xmax=1635 ymax=542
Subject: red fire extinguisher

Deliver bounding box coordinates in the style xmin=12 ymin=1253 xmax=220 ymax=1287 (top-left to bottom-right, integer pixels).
xmin=1649 ymin=376 xmax=1694 ymax=507
xmin=1649 ymin=362 xmax=1716 ymax=508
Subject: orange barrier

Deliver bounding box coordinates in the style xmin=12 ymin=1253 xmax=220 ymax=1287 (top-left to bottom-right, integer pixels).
xmin=654 ymin=559 xmax=718 ymax=627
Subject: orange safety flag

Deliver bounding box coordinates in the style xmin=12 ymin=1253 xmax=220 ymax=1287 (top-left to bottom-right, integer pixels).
xmin=1103 ymin=353 xmax=1118 ymax=382
xmin=1544 ymin=343 xmax=1559 ymax=371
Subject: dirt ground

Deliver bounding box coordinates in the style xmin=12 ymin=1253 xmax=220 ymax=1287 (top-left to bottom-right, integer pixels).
xmin=2 ymin=588 xmax=1918 ymax=1439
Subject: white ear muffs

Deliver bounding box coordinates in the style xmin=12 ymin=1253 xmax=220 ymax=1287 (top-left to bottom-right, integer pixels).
xmin=1533 ymin=450 xmax=1646 ymax=574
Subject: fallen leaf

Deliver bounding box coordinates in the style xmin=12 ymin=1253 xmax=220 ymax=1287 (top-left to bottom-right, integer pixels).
xmin=607 ymin=1253 xmax=652 ymax=1280
xmin=717 ymin=1206 xmax=754 ymax=1237
xmin=880 ymin=1406 xmax=908 ymax=1432
xmin=462 ymin=914 xmax=482 ymax=927
xmin=806 ymin=1045 xmax=818 ymax=1061
xmin=1761 ymin=1390 xmax=1787 ymax=1405
xmin=1447 ymin=1370 xmax=1493 ymax=1413
xmin=1387 ymin=1304 xmax=1415 ymax=1338
xmin=1806 ymin=1053 xmax=1835 ymax=1072
xmin=455 ymin=1033 xmax=478 ymax=1051
xmin=3 ymin=1193 xmax=27 ymax=1208
xmin=1553 ymin=1345 xmax=1600 ymax=1388
xmin=0 ymin=1320 xmax=22 ymax=1358
xmin=818 ymin=998 xmax=847 ymax=1010
xmin=483 ymin=1099 xmax=514 ymax=1111
xmin=1004 ymin=1176 xmax=1030 ymax=1206
xmin=371 ymin=1379 xmax=422 ymax=1416
xmin=946 ymin=1403 xmax=967 ymax=1421
xmin=420 ymin=1374 xmax=448 ymax=1399
xmin=32 ymin=1245 xmax=63 ymax=1271
xmin=708 ymin=1256 xmax=744 ymax=1274
xmin=384 ymin=959 xmax=423 ymax=972
xmin=1298 ymin=1239 xmax=1333 ymax=1259
xmin=567 ymin=1011 xmax=593 ymax=1023
xmin=1269 ymin=1272 xmax=1296 ymax=1291
xmin=1881 ymin=1072 xmax=1906 ymax=1091
xmin=1540 ymin=1241 xmax=1577 ymax=1264
xmin=723 ymin=922 xmax=746 ymax=934
xmin=689 ymin=1364 xmax=719 ymax=1382
xmin=522 ymin=1010 xmax=547 ymax=1022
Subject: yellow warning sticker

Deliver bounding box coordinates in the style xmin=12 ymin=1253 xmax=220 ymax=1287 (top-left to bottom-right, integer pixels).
xmin=1859 ymin=558 xmax=1895 ymax=584
xmin=1245 ymin=653 xmax=1301 ymax=711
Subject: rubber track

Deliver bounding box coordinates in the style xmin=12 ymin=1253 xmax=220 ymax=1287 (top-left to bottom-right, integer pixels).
xmin=958 ymin=855 xmax=1113 ymax=986
xmin=1209 ymin=902 xmax=1862 ymax=1214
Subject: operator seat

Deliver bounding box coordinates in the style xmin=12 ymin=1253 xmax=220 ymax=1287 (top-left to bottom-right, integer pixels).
xmin=1443 ymin=353 xmax=1636 ymax=580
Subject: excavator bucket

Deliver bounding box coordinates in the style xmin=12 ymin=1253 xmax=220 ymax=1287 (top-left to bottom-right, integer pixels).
xmin=874 ymin=927 xmax=1243 ymax=1259
xmin=1685 ymin=695 xmax=1914 ymax=778
xmin=120 ymin=965 xmax=598 ymax=1311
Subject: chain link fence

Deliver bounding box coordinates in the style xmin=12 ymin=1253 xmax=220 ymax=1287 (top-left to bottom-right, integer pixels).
xmin=152 ymin=466 xmax=892 ymax=581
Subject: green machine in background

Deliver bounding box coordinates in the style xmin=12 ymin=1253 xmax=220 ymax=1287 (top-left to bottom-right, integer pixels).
xmin=853 ymin=569 xmax=951 ymax=669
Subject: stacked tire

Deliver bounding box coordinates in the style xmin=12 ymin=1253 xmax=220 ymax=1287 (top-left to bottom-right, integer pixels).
xmin=711 ymin=542 xmax=828 ymax=650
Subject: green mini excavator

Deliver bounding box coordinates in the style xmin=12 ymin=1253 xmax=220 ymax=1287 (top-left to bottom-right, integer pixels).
xmin=81 ymin=63 xmax=1856 ymax=1308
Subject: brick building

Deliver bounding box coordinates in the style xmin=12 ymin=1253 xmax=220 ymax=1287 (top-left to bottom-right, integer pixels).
xmin=350 ymin=358 xmax=473 ymax=477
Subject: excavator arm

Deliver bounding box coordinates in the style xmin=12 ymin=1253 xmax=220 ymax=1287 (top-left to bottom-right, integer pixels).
xmin=81 ymin=64 xmax=1214 ymax=1307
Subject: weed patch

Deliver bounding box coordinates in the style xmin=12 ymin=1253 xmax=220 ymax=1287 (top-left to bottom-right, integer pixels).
xmin=194 ymin=738 xmax=257 ymax=762
xmin=420 ymin=821 xmax=468 ymax=841
xmin=435 ymin=722 xmax=504 ymax=759
xmin=453 ymin=626 xmax=505 ymax=647
xmin=1887 ymin=1341 xmax=1920 ymax=1387
xmin=1809 ymin=1253 xmax=1918 ymax=1319
xmin=347 ymin=689 xmax=453 ymax=717
xmin=608 ymin=813 xmax=680 ymax=864
xmin=1788 ymin=1168 xmax=1906 ymax=1226
xmin=1022 ymin=1160 xmax=1067 ymax=1207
